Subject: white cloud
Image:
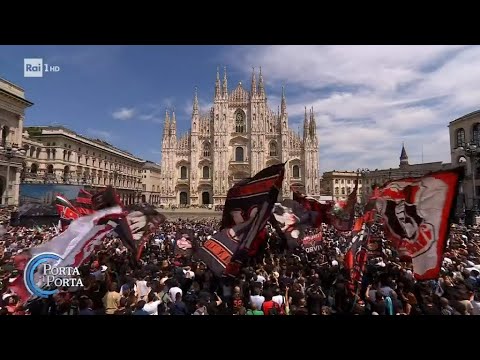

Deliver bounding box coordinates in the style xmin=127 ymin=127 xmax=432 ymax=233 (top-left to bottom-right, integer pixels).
xmin=225 ymin=45 xmax=478 ymax=173
xmin=112 ymin=107 xmax=135 ymax=120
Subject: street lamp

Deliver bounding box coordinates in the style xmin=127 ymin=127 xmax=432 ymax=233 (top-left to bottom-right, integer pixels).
xmin=0 ymin=144 xmax=26 ymax=206
xmin=458 ymin=142 xmax=480 ymax=216
xmin=357 ymin=168 xmax=369 ymax=205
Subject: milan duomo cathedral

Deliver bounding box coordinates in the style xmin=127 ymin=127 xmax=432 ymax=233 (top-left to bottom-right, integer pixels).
xmin=159 ymin=67 xmax=321 ymax=206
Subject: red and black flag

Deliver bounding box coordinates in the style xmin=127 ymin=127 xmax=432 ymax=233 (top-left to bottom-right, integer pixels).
xmin=345 ymin=224 xmax=368 ymax=293
xmin=329 ymin=177 xmax=358 ymax=231
xmin=291 ymin=178 xmax=358 ymax=232
xmin=291 ymin=188 xmax=332 ymax=228
xmin=75 ymin=189 xmax=94 ymax=216
xmin=374 ymin=168 xmax=462 ymax=280
xmin=272 ymin=200 xmax=317 ymax=249
xmin=196 ymin=163 xmax=285 ymax=277
xmin=54 ymin=194 xmax=79 ymax=231
xmin=110 ymin=202 xmax=166 ymax=261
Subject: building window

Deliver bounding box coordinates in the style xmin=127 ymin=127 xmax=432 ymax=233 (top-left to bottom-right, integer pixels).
xmin=359 ymin=179 xmax=362 ymax=184
xmin=235 ymin=147 xmax=244 ymax=162
xmin=335 ymin=187 xmax=339 ymax=194
xmin=335 ymin=179 xmax=338 ymax=184
xmin=456 ymin=128 xmax=466 ymax=148
xmin=180 ymin=166 xmax=187 ymax=179
xmin=341 ymin=187 xmax=345 ymax=195
xmin=347 ymin=179 xmax=351 ymax=184
xmin=292 ymin=165 xmax=300 ymax=178
xmin=473 ymin=124 xmax=480 ymax=146
xmin=341 ymin=179 xmax=344 ymax=184
xmin=203 ymin=142 xmax=210 ymax=157
xmin=202 ymin=166 xmax=209 ymax=179
xmin=269 ymin=141 xmax=277 ymax=156
xmin=235 ymin=111 xmax=246 ymax=133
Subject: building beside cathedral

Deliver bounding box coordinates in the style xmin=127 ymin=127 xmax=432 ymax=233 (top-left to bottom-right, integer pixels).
xmin=159 ymin=68 xmax=321 ymax=206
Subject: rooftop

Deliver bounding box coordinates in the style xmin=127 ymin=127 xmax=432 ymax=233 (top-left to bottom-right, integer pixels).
xmin=449 ymin=109 xmax=480 ymax=126
xmin=0 ymin=78 xmax=33 ymax=106
xmin=25 ymin=126 xmax=144 ymax=162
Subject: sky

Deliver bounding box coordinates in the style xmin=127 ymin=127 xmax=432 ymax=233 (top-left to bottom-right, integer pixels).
xmin=0 ymin=45 xmax=476 ymax=174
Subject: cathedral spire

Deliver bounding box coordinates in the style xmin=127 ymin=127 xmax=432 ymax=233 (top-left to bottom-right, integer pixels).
xmin=281 ymin=85 xmax=287 ymax=115
xmin=164 ymin=109 xmax=170 ymax=138
xmin=193 ymin=86 xmax=199 ymax=115
xmin=303 ymin=106 xmax=309 ymax=140
xmin=171 ymin=107 xmax=176 ymax=134
xmin=400 ymin=142 xmax=409 ymax=167
xmin=215 ymin=67 xmax=221 ymax=99
xmin=309 ymin=107 xmax=316 ymax=138
xmin=251 ymin=67 xmax=257 ymax=97
xmin=258 ymin=66 xmax=265 ymax=98
xmin=222 ymin=66 xmax=228 ymax=98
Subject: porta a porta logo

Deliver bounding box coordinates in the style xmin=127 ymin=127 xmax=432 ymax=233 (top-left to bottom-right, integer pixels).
xmin=24 ymin=58 xmax=61 ymax=78
xmin=24 ymin=252 xmax=84 ymax=298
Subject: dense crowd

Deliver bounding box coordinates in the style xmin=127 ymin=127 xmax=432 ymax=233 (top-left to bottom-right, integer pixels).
xmin=0 ymin=209 xmax=479 ymax=315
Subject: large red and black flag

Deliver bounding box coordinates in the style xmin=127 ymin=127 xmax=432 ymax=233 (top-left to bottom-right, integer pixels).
xmin=196 ymin=163 xmax=285 ymax=277
xmin=374 ymin=168 xmax=462 ymax=280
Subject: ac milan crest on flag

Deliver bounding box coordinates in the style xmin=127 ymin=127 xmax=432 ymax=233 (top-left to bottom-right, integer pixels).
xmin=374 ymin=168 xmax=462 ymax=280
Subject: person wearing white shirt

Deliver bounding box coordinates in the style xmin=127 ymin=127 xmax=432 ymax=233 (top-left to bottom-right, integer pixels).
xmin=135 ymin=278 xmax=150 ymax=301
xmin=143 ymin=292 xmax=162 ymax=315
xmin=250 ymin=288 xmax=265 ymax=309
xmin=169 ymin=281 xmax=183 ymax=302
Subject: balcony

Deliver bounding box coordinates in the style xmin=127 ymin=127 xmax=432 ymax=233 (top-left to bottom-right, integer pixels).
xmin=199 ymin=177 xmax=211 ymax=184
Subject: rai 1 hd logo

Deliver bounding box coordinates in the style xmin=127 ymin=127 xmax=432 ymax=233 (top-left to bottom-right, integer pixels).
xmin=24 ymin=252 xmax=84 ymax=298
xmin=24 ymin=58 xmax=61 ymax=78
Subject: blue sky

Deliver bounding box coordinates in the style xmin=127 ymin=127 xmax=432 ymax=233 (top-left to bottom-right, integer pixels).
xmin=0 ymin=45 xmax=477 ymax=173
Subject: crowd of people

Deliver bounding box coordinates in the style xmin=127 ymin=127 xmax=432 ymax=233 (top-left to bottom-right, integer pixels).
xmin=0 ymin=208 xmax=479 ymax=315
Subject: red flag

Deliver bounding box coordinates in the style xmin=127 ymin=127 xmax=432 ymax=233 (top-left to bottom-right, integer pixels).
xmin=374 ymin=168 xmax=462 ymax=280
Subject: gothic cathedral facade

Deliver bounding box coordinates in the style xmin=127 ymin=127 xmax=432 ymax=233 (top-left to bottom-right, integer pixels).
xmin=160 ymin=68 xmax=321 ymax=206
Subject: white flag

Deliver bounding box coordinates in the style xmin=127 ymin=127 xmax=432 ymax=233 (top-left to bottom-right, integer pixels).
xmin=30 ymin=206 xmax=123 ymax=267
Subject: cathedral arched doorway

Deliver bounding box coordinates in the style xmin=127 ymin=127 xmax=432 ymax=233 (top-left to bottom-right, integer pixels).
xmin=202 ymin=191 xmax=211 ymax=205
xmin=179 ymin=191 xmax=188 ymax=205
